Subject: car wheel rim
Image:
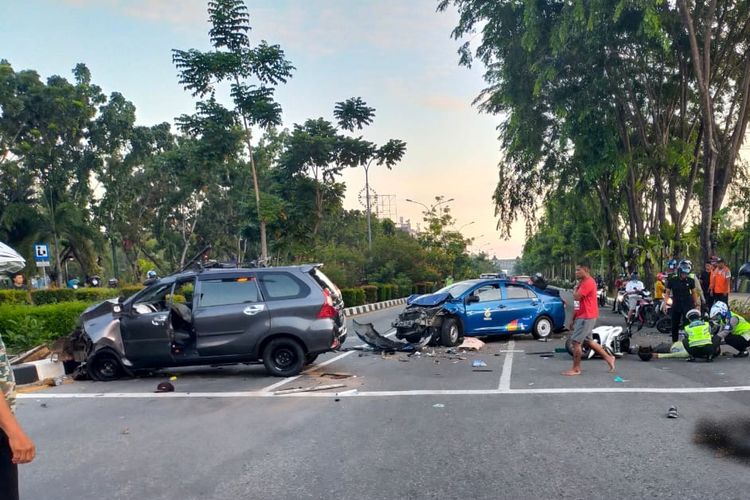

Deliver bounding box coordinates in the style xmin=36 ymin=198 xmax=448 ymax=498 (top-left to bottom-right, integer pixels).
xmin=99 ymin=359 xmax=117 ymax=378
xmin=274 ymin=348 xmax=296 ymax=369
xmin=450 ymin=325 xmax=459 ymax=343
xmin=537 ymin=319 xmax=551 ymax=337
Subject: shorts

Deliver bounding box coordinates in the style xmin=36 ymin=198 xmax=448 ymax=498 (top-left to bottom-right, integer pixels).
xmin=570 ymin=318 xmax=596 ymax=344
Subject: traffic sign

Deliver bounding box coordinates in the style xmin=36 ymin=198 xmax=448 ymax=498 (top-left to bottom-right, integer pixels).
xmin=34 ymin=243 xmax=49 ymax=261
xmin=35 ymin=261 xmax=50 ymax=267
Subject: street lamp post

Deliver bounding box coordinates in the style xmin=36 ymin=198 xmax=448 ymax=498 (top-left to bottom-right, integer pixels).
xmin=405 ymin=197 xmax=455 ymax=215
xmin=457 ymin=221 xmax=475 ymax=232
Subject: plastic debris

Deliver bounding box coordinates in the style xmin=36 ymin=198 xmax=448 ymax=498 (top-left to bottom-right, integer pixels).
xmin=432 ymin=403 xmax=445 ymax=408
xmin=169 ymin=376 xmax=178 ymax=381
xmin=613 ymin=376 xmax=625 ymax=383
xmin=472 ymin=359 xmax=487 ymax=367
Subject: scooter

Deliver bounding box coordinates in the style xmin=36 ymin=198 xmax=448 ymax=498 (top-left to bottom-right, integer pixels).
xmin=654 ymin=297 xmax=673 ymax=334
xmin=613 ymin=287 xmax=627 ymax=313
xmin=566 ymin=325 xmax=629 ymax=359
xmin=597 ymin=286 xmax=607 ymax=307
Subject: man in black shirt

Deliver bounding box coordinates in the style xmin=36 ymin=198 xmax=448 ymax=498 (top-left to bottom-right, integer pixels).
xmin=663 ymin=263 xmax=701 ymax=342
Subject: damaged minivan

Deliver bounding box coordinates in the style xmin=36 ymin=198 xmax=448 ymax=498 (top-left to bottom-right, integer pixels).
xmin=58 ymin=265 xmax=346 ymax=380
xmin=393 ymin=279 xmax=565 ymax=346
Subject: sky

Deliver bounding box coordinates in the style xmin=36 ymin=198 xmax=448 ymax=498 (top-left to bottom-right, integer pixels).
xmin=1 ymin=0 xmax=527 ymax=258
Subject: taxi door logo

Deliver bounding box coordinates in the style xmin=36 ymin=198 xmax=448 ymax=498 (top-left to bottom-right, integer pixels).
xmin=483 ymin=308 xmax=492 ymax=321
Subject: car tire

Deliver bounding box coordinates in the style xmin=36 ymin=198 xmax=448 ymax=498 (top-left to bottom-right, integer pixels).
xmin=304 ymin=353 xmax=319 ymax=365
xmin=532 ymin=316 xmax=553 ymax=340
xmin=440 ymin=317 xmax=462 ymax=347
xmin=263 ymin=338 xmax=305 ymax=377
xmin=87 ymin=352 xmax=123 ymax=382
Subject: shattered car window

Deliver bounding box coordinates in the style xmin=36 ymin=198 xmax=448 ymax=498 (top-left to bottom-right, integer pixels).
xmin=435 ymin=282 xmax=476 ymax=298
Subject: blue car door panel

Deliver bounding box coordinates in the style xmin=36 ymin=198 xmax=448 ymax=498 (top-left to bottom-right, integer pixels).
xmin=463 ymin=284 xmax=505 ymax=334
xmin=498 ymin=284 xmax=538 ymax=333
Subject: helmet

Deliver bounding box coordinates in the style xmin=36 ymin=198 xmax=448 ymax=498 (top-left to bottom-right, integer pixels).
xmin=709 ymin=301 xmax=730 ymax=321
xmin=657 ymin=272 xmax=665 ymax=281
xmin=678 ymin=264 xmax=691 ymax=275
xmin=686 ymin=309 xmax=702 ymax=322
xmin=638 ymin=346 xmax=654 ymax=361
xmin=147 ymin=270 xmax=157 ymax=279
xmin=667 ymin=258 xmax=678 ymax=270
xmin=155 ymin=382 xmax=174 ymax=393
xmin=678 ymin=260 xmax=692 ymax=272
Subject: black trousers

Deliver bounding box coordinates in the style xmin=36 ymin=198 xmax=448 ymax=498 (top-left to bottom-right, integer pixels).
xmin=671 ymin=307 xmax=690 ymax=342
xmin=683 ymin=336 xmax=721 ymax=360
xmin=724 ymin=334 xmax=750 ymax=353
xmin=713 ymin=293 xmax=729 ymax=306
xmin=0 ymin=429 xmax=19 ymax=500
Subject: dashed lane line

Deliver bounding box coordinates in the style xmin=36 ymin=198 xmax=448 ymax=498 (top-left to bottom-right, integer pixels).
xmin=498 ymin=339 xmax=515 ymax=391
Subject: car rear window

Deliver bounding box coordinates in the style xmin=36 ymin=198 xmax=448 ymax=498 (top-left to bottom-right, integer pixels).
xmin=199 ymin=278 xmax=261 ymax=307
xmin=259 ymin=272 xmax=310 ymax=300
xmin=310 ymin=268 xmax=340 ymax=297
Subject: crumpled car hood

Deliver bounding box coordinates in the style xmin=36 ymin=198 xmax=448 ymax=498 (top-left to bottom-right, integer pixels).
xmin=406 ymin=292 xmax=452 ymax=307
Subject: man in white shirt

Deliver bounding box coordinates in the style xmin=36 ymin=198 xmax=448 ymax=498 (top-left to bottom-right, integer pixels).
xmin=624 ymin=272 xmax=645 ymax=322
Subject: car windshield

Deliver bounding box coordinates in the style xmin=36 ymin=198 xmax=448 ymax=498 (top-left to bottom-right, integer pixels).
xmin=435 ymin=281 xmax=476 ymax=298
xmin=132 ymin=282 xmax=173 ymax=305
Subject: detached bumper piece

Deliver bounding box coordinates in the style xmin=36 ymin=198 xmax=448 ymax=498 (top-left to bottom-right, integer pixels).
xmin=352 ymin=320 xmax=432 ymax=352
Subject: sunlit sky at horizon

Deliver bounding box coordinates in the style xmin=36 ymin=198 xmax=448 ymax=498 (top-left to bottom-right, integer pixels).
xmin=2 ymin=0 xmax=535 ymax=258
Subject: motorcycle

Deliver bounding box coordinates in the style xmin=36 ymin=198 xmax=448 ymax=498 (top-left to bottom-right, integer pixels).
xmin=613 ymin=287 xmax=627 ymax=313
xmin=654 ymin=297 xmax=673 ymax=334
xmin=622 ymin=290 xmax=656 ymax=334
xmin=566 ymin=325 xmax=630 ymax=359
xmin=597 ymin=286 xmax=607 ymax=307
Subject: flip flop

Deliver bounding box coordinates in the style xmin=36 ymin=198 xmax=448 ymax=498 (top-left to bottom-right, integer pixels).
xmin=667 ymin=406 xmax=679 ymax=419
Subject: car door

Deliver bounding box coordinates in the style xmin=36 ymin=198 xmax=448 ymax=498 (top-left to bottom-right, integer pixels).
xmin=497 ymin=283 xmax=538 ymax=333
xmin=462 ymin=283 xmax=505 ymax=334
xmin=120 ymin=282 xmax=175 ymax=368
xmin=192 ymin=274 xmax=271 ymax=357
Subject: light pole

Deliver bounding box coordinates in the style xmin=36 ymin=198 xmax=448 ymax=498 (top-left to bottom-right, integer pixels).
xmin=405 ymin=197 xmax=455 ymax=215
xmin=457 ymin=221 xmax=475 ymax=232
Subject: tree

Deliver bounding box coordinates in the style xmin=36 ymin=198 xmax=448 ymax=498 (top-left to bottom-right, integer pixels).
xmin=172 ymin=0 xmax=294 ymax=264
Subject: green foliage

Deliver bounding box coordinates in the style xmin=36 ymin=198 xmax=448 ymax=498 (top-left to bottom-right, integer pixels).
xmin=30 ymin=289 xmax=77 ymax=305
xmin=74 ymin=288 xmax=120 ymax=302
xmin=361 ymin=285 xmax=378 ymax=304
xmin=341 ymin=288 xmax=366 ymax=307
xmin=0 ymin=302 xmax=89 ymax=352
xmin=120 ymin=286 xmax=143 ymax=299
xmin=0 ymin=290 xmax=32 ymax=305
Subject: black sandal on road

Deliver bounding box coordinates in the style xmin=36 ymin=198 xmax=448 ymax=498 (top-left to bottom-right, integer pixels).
xmin=667 ymin=406 xmax=679 ymax=419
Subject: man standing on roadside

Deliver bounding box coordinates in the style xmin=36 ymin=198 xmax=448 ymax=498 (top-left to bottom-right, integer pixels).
xmin=710 ymin=258 xmax=731 ymax=306
xmin=1 ymin=331 xmax=36 ymax=500
xmin=563 ymin=263 xmax=616 ymax=376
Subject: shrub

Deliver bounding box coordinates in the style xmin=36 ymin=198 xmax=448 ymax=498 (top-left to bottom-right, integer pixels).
xmin=0 ymin=302 xmax=90 ymax=353
xmin=30 ymin=288 xmax=77 ymax=305
xmin=341 ymin=288 xmax=366 ymax=307
xmin=415 ymin=282 xmax=434 ymax=295
xmin=377 ymin=284 xmax=388 ymax=302
xmin=0 ymin=290 xmax=32 ymax=305
xmin=398 ymin=285 xmax=412 ymax=298
xmin=361 ymin=285 xmax=378 ymax=304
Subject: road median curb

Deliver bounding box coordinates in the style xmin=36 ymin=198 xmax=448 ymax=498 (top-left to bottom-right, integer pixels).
xmin=344 ymin=297 xmax=407 ymax=317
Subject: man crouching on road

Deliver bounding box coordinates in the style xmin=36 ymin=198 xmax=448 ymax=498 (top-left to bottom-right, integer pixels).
xmin=563 ymin=263 xmax=616 ymax=376
xmin=1 ymin=331 xmax=36 ymax=500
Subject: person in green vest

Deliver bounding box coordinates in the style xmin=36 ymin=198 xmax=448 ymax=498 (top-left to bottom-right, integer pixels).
xmin=682 ymin=309 xmax=721 ymax=362
xmin=710 ymin=301 xmax=750 ymax=358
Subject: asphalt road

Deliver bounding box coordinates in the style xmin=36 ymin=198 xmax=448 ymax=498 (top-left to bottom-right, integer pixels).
xmin=15 ymin=303 xmax=750 ymax=499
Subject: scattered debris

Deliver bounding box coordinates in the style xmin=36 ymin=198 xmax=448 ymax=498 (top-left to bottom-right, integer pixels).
xmin=613 ymin=376 xmax=626 ymax=383
xmin=539 ymin=353 xmax=555 ymax=358
xmin=432 ymin=403 xmax=445 ymax=408
xmin=472 ymin=359 xmax=487 ymax=368
xmin=273 ymin=384 xmax=346 ymax=395
xmin=320 ymin=372 xmax=355 ymax=380
xmin=121 ymin=428 xmax=130 ymax=435
xmin=334 ymin=398 xmax=340 ymax=402
xmin=353 ymin=320 xmax=428 ymax=351
xmin=554 ymin=348 xmax=568 ymax=353
xmin=169 ymin=376 xmax=178 ymax=382
xmin=9 ymin=345 xmax=51 ymax=365
xmin=458 ymin=337 xmax=485 ymax=351
xmin=446 ymin=348 xmax=457 ymax=355
xmin=40 ymin=403 xmax=48 ymax=408
xmin=527 ymin=351 xmax=555 ymax=355
xmin=472 ymin=369 xmax=493 ymax=372
xmin=398 ymin=357 xmax=410 ymax=362
xmin=667 ymin=406 xmax=679 ymax=419
xmin=528 ymin=383 xmax=535 ymax=386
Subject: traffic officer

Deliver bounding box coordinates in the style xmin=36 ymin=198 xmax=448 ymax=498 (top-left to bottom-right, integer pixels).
xmin=682 ymin=309 xmax=721 ymax=361
xmin=663 ymin=262 xmax=701 ymax=342
xmin=709 ymin=301 xmax=750 ymax=358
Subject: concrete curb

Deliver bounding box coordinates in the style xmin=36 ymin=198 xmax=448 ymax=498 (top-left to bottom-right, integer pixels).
xmin=12 ymin=358 xmax=66 ymax=385
xmin=344 ymin=297 xmax=407 ymax=317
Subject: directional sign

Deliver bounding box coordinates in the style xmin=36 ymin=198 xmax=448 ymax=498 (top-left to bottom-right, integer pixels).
xmin=34 ymin=243 xmax=50 ymax=262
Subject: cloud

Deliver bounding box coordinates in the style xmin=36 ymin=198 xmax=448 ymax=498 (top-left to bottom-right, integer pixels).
xmin=59 ymin=0 xmax=208 ymax=29
xmin=421 ymin=94 xmax=471 ymax=112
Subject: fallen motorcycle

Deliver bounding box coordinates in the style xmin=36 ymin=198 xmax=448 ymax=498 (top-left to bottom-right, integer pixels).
xmin=565 ymin=325 xmax=629 ymax=359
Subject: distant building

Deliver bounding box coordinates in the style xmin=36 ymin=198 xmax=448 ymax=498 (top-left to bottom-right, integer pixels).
xmin=396 ymin=217 xmax=419 ymax=237
xmin=493 ymin=258 xmax=518 ymax=275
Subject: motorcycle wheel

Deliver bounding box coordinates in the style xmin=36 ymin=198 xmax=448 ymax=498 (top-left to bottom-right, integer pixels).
xmin=656 ymin=316 xmax=672 ymax=334
xmin=565 ymin=337 xmax=593 ymax=359
xmin=644 ymin=308 xmax=656 ymax=328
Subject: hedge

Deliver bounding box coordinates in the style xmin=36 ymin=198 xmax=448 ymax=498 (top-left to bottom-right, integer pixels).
xmin=120 ymin=286 xmax=143 ymax=299
xmin=30 ymin=288 xmax=77 ymax=304
xmin=0 ymin=290 xmax=32 ymax=305
xmin=341 ymin=288 xmax=366 ymax=307
xmin=361 ymin=285 xmax=378 ymax=304
xmin=0 ymin=301 xmax=90 ymax=353
xmin=415 ymin=282 xmax=435 ymax=295
xmin=74 ymin=288 xmax=120 ymax=302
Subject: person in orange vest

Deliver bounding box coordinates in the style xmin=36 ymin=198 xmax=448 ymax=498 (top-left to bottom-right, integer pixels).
xmin=710 ymin=257 xmax=731 ymax=306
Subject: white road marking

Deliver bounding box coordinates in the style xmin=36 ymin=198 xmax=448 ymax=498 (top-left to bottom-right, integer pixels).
xmin=498 ymin=339 xmax=515 ymax=391
xmin=260 ymin=327 xmax=396 ymax=392
xmin=20 ymin=385 xmax=750 ymax=400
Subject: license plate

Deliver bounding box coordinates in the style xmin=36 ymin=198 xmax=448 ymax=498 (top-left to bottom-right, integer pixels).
xmin=394 ymin=320 xmax=415 ymax=328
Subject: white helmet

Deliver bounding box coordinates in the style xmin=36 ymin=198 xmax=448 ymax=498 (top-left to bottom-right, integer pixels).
xmin=709 ymin=301 xmax=729 ymax=321
xmin=685 ymin=309 xmax=702 ymax=322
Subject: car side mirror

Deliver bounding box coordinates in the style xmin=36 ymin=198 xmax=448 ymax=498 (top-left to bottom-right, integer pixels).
xmin=466 ymin=295 xmax=480 ymax=304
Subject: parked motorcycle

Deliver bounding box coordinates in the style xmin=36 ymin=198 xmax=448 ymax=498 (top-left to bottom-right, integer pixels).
xmin=654 ymin=297 xmax=673 ymax=334
xmin=565 ymin=325 xmax=630 ymax=359
xmin=622 ymin=290 xmax=656 ymax=334
xmin=613 ymin=288 xmax=627 ymax=313
xmin=597 ymin=286 xmax=607 ymax=307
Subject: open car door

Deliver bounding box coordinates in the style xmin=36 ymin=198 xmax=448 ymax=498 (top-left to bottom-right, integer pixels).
xmin=119 ymin=282 xmax=175 ymax=368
